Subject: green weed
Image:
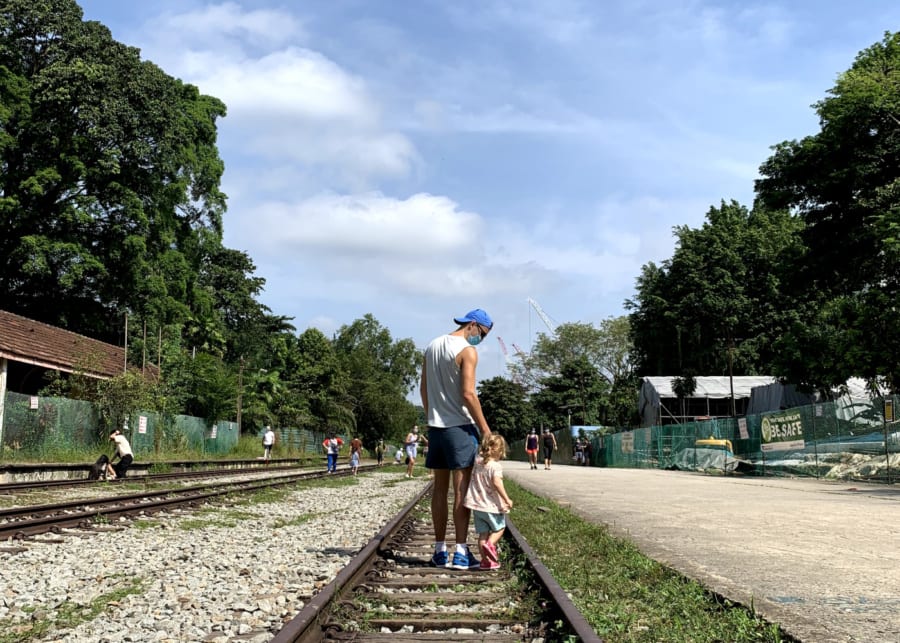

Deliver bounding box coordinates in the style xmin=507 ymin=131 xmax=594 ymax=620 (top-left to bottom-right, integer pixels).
xmin=507 ymin=481 xmax=787 ymax=642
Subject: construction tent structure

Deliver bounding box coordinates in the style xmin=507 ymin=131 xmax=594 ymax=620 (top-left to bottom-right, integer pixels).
xmin=638 ymin=375 xmax=776 ymax=427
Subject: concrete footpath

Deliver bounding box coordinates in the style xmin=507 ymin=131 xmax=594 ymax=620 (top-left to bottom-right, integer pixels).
xmin=504 ymin=461 xmax=900 ymax=643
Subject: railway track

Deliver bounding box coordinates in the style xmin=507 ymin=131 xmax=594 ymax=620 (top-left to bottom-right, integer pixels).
xmin=0 ymin=467 xmax=368 ymax=541
xmin=273 ymin=483 xmax=600 ymax=642
xmin=0 ymin=462 xmax=308 ymax=494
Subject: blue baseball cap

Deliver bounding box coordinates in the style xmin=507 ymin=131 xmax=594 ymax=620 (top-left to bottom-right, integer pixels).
xmin=453 ymin=308 xmax=493 ymax=329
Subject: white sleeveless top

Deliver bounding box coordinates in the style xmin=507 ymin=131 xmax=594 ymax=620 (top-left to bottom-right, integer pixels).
xmin=424 ymin=334 xmax=475 ymax=428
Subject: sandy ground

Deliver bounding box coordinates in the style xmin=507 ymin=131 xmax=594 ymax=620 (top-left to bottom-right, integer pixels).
xmin=504 ymin=461 xmax=900 ymax=643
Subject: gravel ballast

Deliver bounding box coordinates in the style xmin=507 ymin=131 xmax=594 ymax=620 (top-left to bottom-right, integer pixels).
xmin=0 ymin=471 xmax=426 ymax=642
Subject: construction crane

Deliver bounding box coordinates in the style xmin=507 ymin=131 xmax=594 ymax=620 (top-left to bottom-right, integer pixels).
xmin=527 ymin=297 xmax=557 ymax=335
xmin=497 ymin=336 xmax=524 ymax=384
xmin=511 ymin=342 xmax=527 ymax=356
xmin=496 ymin=336 xmax=510 ymax=362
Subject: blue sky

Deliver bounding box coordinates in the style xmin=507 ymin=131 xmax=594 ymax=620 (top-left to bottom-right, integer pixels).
xmin=77 ymin=0 xmax=899 ymax=383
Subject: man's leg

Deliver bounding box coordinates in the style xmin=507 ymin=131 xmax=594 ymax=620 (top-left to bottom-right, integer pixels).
xmin=452 ymin=467 xmax=473 ymax=546
xmin=431 ymin=468 xmax=450 ymax=542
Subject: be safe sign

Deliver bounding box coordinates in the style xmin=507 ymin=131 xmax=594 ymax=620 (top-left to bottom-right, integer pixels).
xmin=760 ymin=410 xmax=805 ymax=453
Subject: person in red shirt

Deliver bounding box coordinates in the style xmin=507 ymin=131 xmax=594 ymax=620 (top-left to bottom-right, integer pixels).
xmin=322 ymin=433 xmax=343 ymax=473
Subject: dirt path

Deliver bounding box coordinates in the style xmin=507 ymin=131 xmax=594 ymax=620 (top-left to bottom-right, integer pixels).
xmin=505 ymin=461 xmax=900 ymax=642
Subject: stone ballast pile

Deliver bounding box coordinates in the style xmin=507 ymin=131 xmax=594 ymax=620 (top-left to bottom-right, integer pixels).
xmin=0 ymin=471 xmax=426 ymax=642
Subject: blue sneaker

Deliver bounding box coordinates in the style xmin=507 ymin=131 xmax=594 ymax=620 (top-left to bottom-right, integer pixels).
xmin=450 ymin=549 xmax=480 ymax=570
xmin=429 ymin=550 xmax=449 ymax=567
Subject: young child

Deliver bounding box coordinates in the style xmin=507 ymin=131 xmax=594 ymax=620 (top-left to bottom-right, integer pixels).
xmin=463 ymin=434 xmax=514 ymax=570
xmin=350 ymin=447 xmax=360 ymax=475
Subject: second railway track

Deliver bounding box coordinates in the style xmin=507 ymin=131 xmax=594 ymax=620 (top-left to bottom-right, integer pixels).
xmin=0 ymin=467 xmax=370 ymax=541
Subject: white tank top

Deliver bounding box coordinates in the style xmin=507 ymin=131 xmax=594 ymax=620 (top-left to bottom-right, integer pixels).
xmin=424 ymin=334 xmax=475 ymax=428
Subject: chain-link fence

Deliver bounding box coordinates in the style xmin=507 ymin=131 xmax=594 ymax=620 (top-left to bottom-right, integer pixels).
xmin=0 ymin=391 xmax=331 ymax=460
xmin=510 ymin=395 xmax=900 ymax=482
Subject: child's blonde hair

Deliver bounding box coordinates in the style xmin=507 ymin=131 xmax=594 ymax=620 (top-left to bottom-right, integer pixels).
xmin=479 ymin=434 xmax=507 ymax=461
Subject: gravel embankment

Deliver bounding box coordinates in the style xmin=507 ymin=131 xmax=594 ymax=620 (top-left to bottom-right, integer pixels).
xmin=0 ymin=471 xmax=426 ymax=642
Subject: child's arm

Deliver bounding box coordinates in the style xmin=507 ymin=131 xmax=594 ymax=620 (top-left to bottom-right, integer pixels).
xmin=492 ymin=474 xmax=513 ymax=510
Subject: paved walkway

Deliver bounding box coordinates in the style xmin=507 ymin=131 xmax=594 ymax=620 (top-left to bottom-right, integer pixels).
xmin=504 ymin=461 xmax=900 ymax=643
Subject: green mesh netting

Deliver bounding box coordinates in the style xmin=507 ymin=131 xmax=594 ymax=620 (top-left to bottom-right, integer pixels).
xmin=510 ymin=395 xmax=900 ymax=482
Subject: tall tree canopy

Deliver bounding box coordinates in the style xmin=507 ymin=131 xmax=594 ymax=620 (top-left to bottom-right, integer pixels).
xmin=756 ymin=31 xmax=900 ymax=390
xmin=477 ymin=376 xmax=535 ymax=442
xmin=333 ymin=314 xmax=421 ymax=446
xmin=0 ymin=0 xmax=227 ymax=341
xmin=626 ymin=201 xmax=804 ymax=381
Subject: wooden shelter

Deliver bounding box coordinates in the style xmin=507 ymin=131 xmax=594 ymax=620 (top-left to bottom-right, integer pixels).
xmin=0 ymin=310 xmax=127 ymax=444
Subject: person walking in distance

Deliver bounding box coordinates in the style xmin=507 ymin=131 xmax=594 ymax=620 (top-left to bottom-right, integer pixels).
xmin=322 ymin=432 xmax=343 ymax=473
xmin=542 ymin=428 xmax=557 ymax=470
xmin=464 ymin=434 xmax=513 ymax=570
xmin=349 ymin=435 xmax=362 ymax=475
xmin=375 ymin=439 xmax=385 ymax=467
xmin=262 ymin=425 xmax=275 ymax=464
xmin=421 ymin=308 xmax=493 ymax=570
xmin=404 ymin=425 xmax=425 ymax=478
xmin=525 ymin=429 xmax=539 ymax=470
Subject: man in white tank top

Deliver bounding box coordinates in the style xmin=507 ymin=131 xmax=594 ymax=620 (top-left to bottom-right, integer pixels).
xmin=420 ymin=308 xmax=493 ymax=570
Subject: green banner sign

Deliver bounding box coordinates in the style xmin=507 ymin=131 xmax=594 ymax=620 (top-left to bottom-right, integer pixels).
xmin=760 ymin=410 xmax=806 ymax=453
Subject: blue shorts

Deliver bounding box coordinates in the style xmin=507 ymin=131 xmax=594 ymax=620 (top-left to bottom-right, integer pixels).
xmin=473 ymin=510 xmax=506 ymax=534
xmin=425 ymin=424 xmax=479 ymax=470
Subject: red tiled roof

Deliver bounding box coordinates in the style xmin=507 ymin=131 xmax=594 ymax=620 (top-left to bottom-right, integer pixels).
xmin=0 ymin=310 xmax=126 ymax=379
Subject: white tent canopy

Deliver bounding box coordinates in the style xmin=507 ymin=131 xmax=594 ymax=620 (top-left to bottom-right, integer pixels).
xmin=639 ymin=376 xmax=777 ymax=427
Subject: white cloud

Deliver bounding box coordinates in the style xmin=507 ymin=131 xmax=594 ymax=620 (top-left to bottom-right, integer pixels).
xmin=150 ymin=2 xmax=304 ymax=51
xmin=231 ymin=191 xmax=562 ymax=300
xmin=137 ymin=5 xmax=418 ymax=188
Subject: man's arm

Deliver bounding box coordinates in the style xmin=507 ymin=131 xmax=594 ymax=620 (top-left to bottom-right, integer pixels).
xmin=419 ymin=358 xmax=428 ymax=414
xmin=458 ymin=347 xmax=491 ymax=438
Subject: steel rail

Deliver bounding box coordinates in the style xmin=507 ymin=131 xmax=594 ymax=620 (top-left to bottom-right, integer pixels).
xmin=271 ymin=483 xmax=431 ymax=643
xmin=271 ymin=482 xmax=602 ymax=642
xmin=0 ymin=463 xmax=304 ymax=494
xmin=0 ymin=468 xmax=363 ymax=540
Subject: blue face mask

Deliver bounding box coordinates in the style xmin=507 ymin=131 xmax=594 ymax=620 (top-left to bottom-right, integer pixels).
xmin=467 ymin=334 xmax=482 ymax=346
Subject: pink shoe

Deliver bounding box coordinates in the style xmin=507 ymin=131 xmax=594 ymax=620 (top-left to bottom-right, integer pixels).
xmin=479 ymin=542 xmax=500 ymax=570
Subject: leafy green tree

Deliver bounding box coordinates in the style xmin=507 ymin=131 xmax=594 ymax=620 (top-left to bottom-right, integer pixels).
xmin=530 ymin=356 xmax=609 ymax=431
xmin=477 ymin=377 xmax=535 ymax=442
xmin=627 ymin=201 xmax=804 ymax=382
xmin=0 ymin=0 xmax=226 ymax=343
xmin=333 ymin=315 xmax=421 ymax=445
xmin=507 ymin=317 xmax=638 ymax=427
xmin=755 ymin=31 xmax=900 ymax=391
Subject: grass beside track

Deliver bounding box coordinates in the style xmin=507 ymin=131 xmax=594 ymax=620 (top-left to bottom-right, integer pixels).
xmin=506 ymin=481 xmax=788 ymax=643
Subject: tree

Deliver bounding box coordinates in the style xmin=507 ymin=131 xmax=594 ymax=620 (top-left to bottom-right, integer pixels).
xmin=333 ymin=315 xmax=421 ymax=445
xmin=477 ymin=377 xmax=535 ymax=442
xmin=530 ymin=356 xmax=609 ymax=431
xmin=627 ymin=201 xmax=804 ymax=382
xmin=0 ymin=0 xmax=227 ymax=343
xmin=755 ymin=31 xmax=900 ymax=391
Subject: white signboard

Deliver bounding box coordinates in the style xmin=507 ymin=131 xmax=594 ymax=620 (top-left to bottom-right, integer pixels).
xmin=210 ymin=425 xmax=218 ymax=439
xmin=738 ymin=417 xmax=749 ymax=440
xmin=138 ymin=415 xmax=148 ymax=434
xmin=620 ymin=431 xmax=634 ymax=454
xmin=30 ymin=396 xmax=39 ymax=410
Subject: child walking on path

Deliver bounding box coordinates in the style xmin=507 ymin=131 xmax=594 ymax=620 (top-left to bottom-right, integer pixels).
xmin=463 ymin=434 xmax=513 ymax=570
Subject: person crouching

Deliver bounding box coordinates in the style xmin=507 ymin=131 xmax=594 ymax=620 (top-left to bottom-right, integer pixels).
xmin=107 ymin=429 xmax=134 ymax=480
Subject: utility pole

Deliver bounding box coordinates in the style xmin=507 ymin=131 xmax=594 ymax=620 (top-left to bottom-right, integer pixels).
xmin=236 ymin=356 xmax=245 ymax=432
xmin=728 ymin=338 xmax=736 ymax=417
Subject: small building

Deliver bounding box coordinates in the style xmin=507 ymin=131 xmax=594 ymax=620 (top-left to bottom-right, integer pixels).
xmin=0 ymin=309 xmax=129 ymax=445
xmin=638 ymin=375 xmax=777 ymax=427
